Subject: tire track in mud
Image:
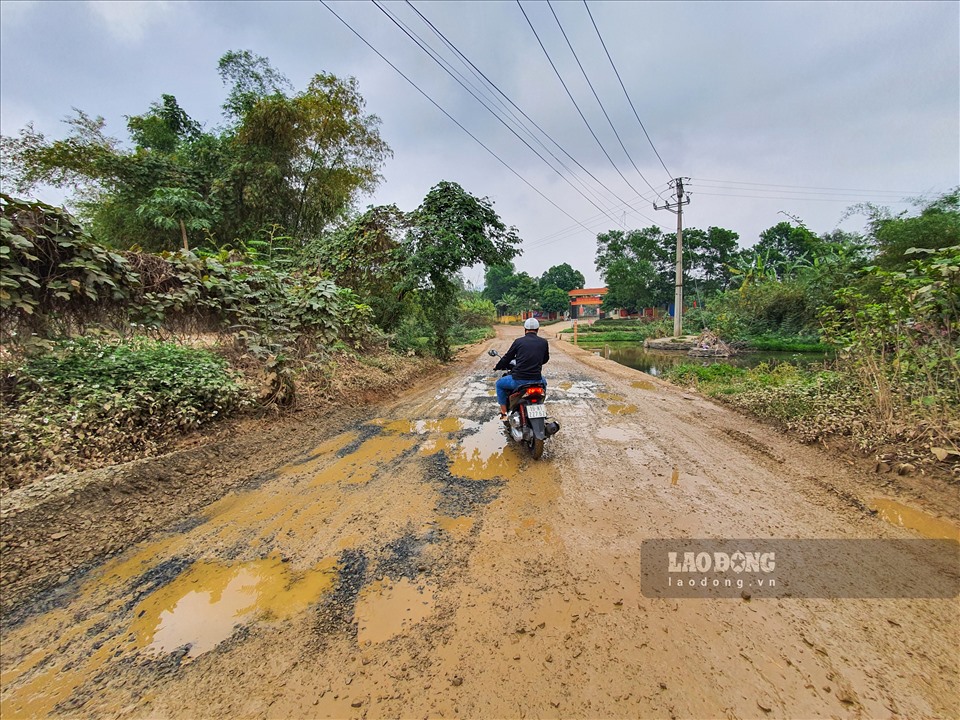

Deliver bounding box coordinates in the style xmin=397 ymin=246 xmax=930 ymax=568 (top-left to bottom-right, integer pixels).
xmin=2 ymin=328 xmax=958 ymax=719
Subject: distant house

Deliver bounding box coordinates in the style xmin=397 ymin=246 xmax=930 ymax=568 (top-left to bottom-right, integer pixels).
xmin=568 ymin=287 xmax=608 ymax=320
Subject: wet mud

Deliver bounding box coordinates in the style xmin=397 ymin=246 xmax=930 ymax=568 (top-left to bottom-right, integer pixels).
xmin=2 ymin=327 xmax=958 ymax=719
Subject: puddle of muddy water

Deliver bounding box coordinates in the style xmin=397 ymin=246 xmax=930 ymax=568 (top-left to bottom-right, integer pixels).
xmin=448 ymin=418 xmax=523 ymax=480
xmin=631 ymin=379 xmax=655 ymax=390
xmin=869 ymin=499 xmax=960 ymax=541
xmin=596 ymin=426 xmax=636 ymax=442
xmin=382 ymin=418 xmax=478 ymax=435
xmin=2 ymin=425 xmax=452 ymax=718
xmin=130 ymin=556 xmax=338 ymax=659
xmin=353 ymin=577 xmax=435 ymax=645
xmin=607 ymin=404 xmax=638 ymax=416
xmin=438 ymin=515 xmax=475 ymax=537
xmin=597 ymin=391 xmax=624 ymax=402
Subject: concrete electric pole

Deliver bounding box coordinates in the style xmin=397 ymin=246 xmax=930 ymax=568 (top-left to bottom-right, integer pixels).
xmin=654 ymin=178 xmax=691 ymax=337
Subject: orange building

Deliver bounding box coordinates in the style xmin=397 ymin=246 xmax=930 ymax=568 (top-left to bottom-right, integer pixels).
xmin=568 ymin=287 xmax=608 ymax=320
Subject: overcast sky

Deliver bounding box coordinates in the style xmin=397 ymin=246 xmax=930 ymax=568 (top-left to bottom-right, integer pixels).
xmin=2 ymin=0 xmax=957 ymax=286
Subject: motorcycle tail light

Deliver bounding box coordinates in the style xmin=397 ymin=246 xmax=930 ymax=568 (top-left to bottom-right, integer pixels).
xmin=524 ymin=387 xmax=544 ymax=398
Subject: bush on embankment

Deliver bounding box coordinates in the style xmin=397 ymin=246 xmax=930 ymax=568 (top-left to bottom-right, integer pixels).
xmin=0 ymin=195 xmax=379 ymax=486
xmin=665 ymin=246 xmax=960 ymax=468
xmin=1 ymin=337 xmax=246 ymax=487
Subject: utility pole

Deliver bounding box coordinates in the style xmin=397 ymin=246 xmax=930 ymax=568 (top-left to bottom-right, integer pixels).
xmin=654 ymin=178 xmax=691 ymax=337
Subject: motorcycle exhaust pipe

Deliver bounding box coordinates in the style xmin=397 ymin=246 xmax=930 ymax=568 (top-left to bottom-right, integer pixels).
xmin=545 ymin=420 xmax=560 ymax=437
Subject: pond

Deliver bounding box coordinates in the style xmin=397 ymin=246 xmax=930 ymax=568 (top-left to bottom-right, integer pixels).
xmin=580 ymin=341 xmax=832 ymax=377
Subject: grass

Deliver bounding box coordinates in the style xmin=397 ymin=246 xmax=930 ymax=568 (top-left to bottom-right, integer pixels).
xmin=563 ymin=330 xmax=657 ymax=343
xmin=663 ymin=361 xmax=867 ymax=444
xmin=452 ymin=326 xmax=495 ymax=346
xmin=742 ymin=334 xmax=833 ymax=353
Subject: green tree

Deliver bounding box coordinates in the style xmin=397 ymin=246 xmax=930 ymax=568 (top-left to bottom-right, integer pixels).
xmin=753 ymin=221 xmax=823 ymax=278
xmin=1 ymin=51 xmax=391 ymax=251
xmin=218 ymin=67 xmax=391 ymax=242
xmin=305 ymin=204 xmax=411 ymax=329
xmin=126 ymin=94 xmax=201 ymax=153
xmin=512 ymin=272 xmax=540 ymax=311
xmin=539 ymin=285 xmax=570 ymax=314
xmin=497 ymin=292 xmax=525 ymax=316
xmin=408 ymin=181 xmax=520 ymax=359
xmin=218 ymin=49 xmax=293 ymax=120
xmin=596 ymin=227 xmax=673 ymax=308
xmin=601 ymin=256 xmax=656 ymax=312
xmin=540 ymin=262 xmax=585 ymax=292
xmin=136 ymin=187 xmax=216 ymax=251
xmin=684 ymin=225 xmax=741 ymax=295
xmin=858 ymin=190 xmax=960 ymax=269
xmin=482 ymin=262 xmax=519 ymax=304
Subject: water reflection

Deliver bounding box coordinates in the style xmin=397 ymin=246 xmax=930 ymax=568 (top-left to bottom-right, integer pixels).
xmin=583 ymin=342 xmax=830 ymax=376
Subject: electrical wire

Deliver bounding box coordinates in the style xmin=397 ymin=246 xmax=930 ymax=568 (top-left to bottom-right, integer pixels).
xmin=687 ymin=189 xmax=918 ymax=203
xmin=526 ymin=182 xmax=672 ymax=246
xmin=317 ymin=0 xmax=596 ymax=234
xmin=690 ymin=178 xmax=922 ymax=195
xmin=372 ymin=0 xmax=628 ymax=228
xmin=583 ymin=0 xmax=672 ymax=181
xmin=405 ymin=0 xmax=668 ymax=229
xmin=547 ymin=0 xmax=664 ymax=200
xmin=516 ymin=0 xmax=654 ymax=207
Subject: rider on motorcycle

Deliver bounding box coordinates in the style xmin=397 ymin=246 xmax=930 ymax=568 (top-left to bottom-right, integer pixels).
xmin=494 ymin=317 xmax=549 ymax=420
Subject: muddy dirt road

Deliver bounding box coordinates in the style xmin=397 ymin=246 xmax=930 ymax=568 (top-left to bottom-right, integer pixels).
xmin=2 ymin=325 xmax=958 ymax=719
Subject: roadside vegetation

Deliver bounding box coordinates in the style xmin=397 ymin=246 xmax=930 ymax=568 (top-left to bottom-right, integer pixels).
xmin=0 ymin=52 xmax=515 ymax=487
xmin=652 ymin=202 xmax=959 ymax=469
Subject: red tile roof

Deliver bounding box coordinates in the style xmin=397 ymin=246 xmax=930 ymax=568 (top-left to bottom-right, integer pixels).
xmin=568 ymin=287 xmax=608 ymax=296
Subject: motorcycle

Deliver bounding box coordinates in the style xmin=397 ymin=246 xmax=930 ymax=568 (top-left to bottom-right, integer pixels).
xmin=488 ymin=349 xmax=560 ymax=460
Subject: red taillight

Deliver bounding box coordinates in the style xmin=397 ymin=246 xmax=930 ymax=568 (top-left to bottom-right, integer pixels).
xmin=524 ymin=387 xmax=544 ymax=403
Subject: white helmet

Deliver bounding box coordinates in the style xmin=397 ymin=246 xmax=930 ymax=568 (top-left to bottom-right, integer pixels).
xmin=523 ymin=317 xmax=540 ymax=330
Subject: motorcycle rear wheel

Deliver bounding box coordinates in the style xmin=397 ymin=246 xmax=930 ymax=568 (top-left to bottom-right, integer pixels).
xmin=529 ymin=437 xmax=544 ymax=460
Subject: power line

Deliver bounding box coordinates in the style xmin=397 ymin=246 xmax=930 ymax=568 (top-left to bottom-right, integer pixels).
xmin=526 ymin=182 xmax=672 ymax=247
xmin=317 ymin=0 xmax=596 ymax=234
xmin=689 ymin=183 xmax=919 ymax=199
xmin=583 ymin=0 xmax=672 ymax=180
xmin=516 ymin=0 xmax=653 ymax=208
xmin=405 ymin=0 xmax=669 ymax=229
xmin=690 ymin=177 xmax=923 ymax=195
xmin=687 ymin=189 xmax=918 ymax=203
xmin=547 ymin=0 xmax=664 ymax=200
xmin=372 ymin=0 xmax=628 ymax=229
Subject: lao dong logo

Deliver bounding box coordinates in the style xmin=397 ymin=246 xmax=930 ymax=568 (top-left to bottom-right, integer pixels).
xmin=668 ymin=551 xmax=776 ymax=574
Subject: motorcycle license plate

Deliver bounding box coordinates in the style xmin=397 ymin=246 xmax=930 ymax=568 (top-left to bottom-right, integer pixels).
xmin=525 ymin=404 xmax=547 ymax=419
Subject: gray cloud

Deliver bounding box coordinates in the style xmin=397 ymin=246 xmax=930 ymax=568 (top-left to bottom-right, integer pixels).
xmin=1 ymin=0 xmax=956 ymax=285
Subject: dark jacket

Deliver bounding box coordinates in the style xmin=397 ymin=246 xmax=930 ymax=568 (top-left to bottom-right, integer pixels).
xmin=495 ymin=332 xmax=549 ymax=381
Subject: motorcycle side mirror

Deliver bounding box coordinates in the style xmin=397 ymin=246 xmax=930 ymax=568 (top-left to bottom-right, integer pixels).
xmin=487 ymin=349 xmax=499 ymax=357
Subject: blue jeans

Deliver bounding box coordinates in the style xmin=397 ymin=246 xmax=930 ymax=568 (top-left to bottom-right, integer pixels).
xmin=496 ymin=374 xmax=546 ymax=407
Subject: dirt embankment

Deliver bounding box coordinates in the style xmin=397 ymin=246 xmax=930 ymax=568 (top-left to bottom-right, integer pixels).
xmin=1 ymin=326 xmax=958 ymax=719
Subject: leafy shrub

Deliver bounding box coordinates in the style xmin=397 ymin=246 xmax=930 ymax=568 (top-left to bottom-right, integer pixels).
xmin=819 ymin=245 xmax=960 ymax=447
xmin=457 ymin=296 xmax=496 ymax=328
xmin=744 ymin=334 xmax=832 ymax=352
xmin=708 ymin=279 xmax=818 ymax=338
xmin=666 ymin=362 xmax=747 ymax=385
xmin=1 ymin=194 xmax=375 ymax=358
xmin=1 ymin=194 xmax=142 ymax=344
xmin=0 ymin=337 xmax=248 ymax=487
